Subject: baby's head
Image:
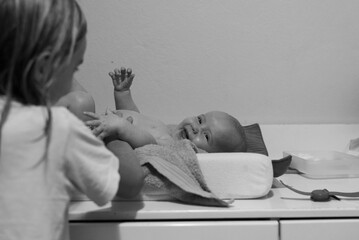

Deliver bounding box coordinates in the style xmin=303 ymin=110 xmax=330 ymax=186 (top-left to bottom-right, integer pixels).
xmin=0 ymin=0 xmax=87 ymax=105
xmin=173 ymin=111 xmax=247 ymax=153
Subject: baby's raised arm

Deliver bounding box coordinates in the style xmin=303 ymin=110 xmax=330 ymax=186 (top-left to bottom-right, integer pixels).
xmin=110 ymin=67 xmax=140 ymax=112
xmin=84 ymin=110 xmax=156 ymax=149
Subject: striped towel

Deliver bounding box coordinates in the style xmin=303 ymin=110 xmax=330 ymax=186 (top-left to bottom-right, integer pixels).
xmin=135 ymin=140 xmax=231 ymax=207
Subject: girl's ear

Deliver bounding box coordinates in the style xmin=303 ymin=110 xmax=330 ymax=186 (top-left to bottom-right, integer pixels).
xmin=33 ymin=51 xmax=51 ymax=80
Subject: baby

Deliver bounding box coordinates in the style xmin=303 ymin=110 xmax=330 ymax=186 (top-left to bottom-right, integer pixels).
xmin=85 ymin=68 xmax=247 ymax=153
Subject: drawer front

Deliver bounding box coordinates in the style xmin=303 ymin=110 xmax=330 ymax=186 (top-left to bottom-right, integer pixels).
xmin=281 ymin=219 xmax=359 ymax=240
xmin=71 ymin=221 xmax=278 ymax=240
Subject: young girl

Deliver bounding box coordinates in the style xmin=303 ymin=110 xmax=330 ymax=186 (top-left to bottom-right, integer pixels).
xmin=0 ymin=1 xmax=143 ymax=240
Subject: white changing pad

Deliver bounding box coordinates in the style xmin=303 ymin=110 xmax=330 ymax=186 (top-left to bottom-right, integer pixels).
xmin=197 ymin=152 xmax=273 ymax=199
xmin=141 ymin=152 xmax=273 ymax=200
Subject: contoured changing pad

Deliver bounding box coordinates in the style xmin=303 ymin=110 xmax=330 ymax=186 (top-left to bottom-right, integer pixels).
xmin=197 ymin=152 xmax=272 ymax=199
xmin=141 ymin=152 xmax=273 ymax=200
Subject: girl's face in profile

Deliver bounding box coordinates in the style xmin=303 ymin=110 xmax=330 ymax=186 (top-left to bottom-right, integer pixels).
xmin=49 ymin=37 xmax=87 ymax=104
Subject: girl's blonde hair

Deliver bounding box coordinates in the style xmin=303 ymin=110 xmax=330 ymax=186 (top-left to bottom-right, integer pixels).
xmin=0 ymin=0 xmax=87 ymax=150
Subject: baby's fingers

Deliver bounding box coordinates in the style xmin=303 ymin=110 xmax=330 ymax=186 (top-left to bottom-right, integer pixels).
xmin=109 ymin=71 xmax=115 ymax=80
xmin=126 ymin=68 xmax=132 ymax=77
xmin=85 ymin=119 xmax=101 ymax=127
xmin=114 ymin=68 xmax=121 ymax=77
xmin=127 ymin=74 xmax=134 ymax=86
xmin=92 ymin=125 xmax=104 ymax=137
xmin=120 ymin=67 xmax=126 ymax=78
xmin=109 ymin=68 xmax=121 ymax=81
xmin=83 ymin=111 xmax=100 ymax=119
xmin=105 ymin=107 xmax=118 ymax=116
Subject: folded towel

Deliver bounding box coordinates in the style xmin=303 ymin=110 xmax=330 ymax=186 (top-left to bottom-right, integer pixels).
xmin=135 ymin=140 xmax=231 ymax=207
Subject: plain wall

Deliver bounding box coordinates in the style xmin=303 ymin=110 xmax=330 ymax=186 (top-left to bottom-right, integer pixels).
xmin=76 ymin=0 xmax=359 ymax=125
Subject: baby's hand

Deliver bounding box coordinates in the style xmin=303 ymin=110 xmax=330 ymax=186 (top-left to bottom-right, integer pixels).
xmin=84 ymin=109 xmax=132 ymax=140
xmin=109 ymin=67 xmax=135 ymax=92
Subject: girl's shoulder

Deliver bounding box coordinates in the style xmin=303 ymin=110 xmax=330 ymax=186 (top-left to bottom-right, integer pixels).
xmin=50 ymin=107 xmax=97 ymax=148
xmin=51 ymin=106 xmax=87 ymax=132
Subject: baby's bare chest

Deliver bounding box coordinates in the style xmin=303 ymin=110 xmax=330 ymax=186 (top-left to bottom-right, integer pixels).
xmin=120 ymin=110 xmax=172 ymax=141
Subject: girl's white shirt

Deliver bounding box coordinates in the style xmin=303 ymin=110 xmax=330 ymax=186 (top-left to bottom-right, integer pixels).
xmin=0 ymin=100 xmax=120 ymax=240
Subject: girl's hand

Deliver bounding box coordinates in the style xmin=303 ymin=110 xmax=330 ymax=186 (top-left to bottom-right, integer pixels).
xmin=84 ymin=109 xmax=132 ymax=140
xmin=109 ymin=67 xmax=135 ymax=92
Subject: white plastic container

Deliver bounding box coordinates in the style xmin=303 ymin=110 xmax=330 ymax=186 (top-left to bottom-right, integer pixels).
xmin=283 ymin=151 xmax=359 ymax=179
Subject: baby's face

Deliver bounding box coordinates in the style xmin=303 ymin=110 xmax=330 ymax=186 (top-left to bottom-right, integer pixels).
xmin=173 ymin=111 xmax=241 ymax=153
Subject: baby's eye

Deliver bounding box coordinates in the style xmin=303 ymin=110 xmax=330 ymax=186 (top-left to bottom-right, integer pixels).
xmin=197 ymin=116 xmax=202 ymax=124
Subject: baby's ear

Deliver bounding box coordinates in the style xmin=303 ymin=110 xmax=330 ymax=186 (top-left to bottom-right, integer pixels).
xmin=33 ymin=51 xmax=51 ymax=81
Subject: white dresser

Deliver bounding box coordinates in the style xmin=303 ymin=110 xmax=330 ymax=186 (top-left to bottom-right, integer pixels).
xmin=69 ymin=174 xmax=359 ymax=240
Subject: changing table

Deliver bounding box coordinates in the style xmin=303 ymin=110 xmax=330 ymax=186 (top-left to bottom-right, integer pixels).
xmin=69 ymin=173 xmax=359 ymax=240
xmin=70 ymin=124 xmax=359 ymax=240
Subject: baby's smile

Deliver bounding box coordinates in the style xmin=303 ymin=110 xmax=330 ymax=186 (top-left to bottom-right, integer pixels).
xmin=174 ymin=125 xmax=191 ymax=141
xmin=180 ymin=127 xmax=189 ymax=140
